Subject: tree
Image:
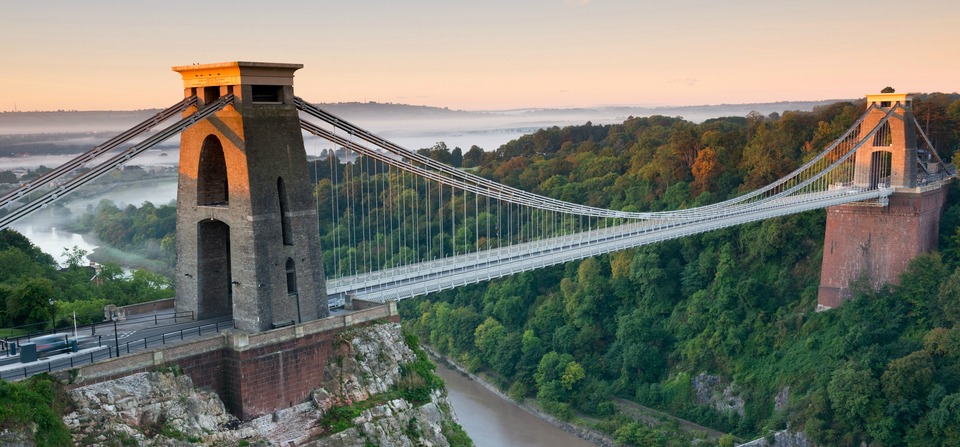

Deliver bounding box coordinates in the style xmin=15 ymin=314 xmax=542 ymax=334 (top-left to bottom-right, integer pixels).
xmin=534 ymin=351 xmax=581 ymax=402
xmin=0 ymin=170 xmax=17 ymax=184
xmin=462 ymin=145 xmax=484 ymax=168
xmin=560 ymin=361 xmax=585 ymax=391
xmin=0 ymin=248 xmax=46 ymax=283
xmin=897 ymin=253 xmax=947 ymax=327
xmin=6 ymin=278 xmax=55 ymax=326
xmin=934 ymin=267 xmax=960 ymax=327
xmin=61 ymin=246 xmax=88 ymax=269
xmin=474 ymin=317 xmax=507 ymax=366
xmin=608 ymin=308 xmax=669 ymax=385
xmin=827 ymin=365 xmax=879 ymax=428
xmin=882 ymin=351 xmax=934 ymax=402
xmin=451 ymin=147 xmax=463 ymax=168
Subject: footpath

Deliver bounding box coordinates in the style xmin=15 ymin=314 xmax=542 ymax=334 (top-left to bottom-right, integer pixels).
xmin=612 ymin=397 xmax=732 ymax=442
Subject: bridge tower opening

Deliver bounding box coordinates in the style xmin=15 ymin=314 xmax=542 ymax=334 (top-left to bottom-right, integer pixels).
xmin=172 ymin=61 xmax=328 ymax=331
xmin=817 ymin=92 xmax=950 ymax=310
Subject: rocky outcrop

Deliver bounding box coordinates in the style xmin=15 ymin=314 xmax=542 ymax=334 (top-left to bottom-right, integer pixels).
xmin=693 ymin=372 xmax=745 ymax=417
xmin=737 ymin=430 xmax=814 ymax=447
xmin=774 ymin=386 xmax=790 ymax=412
xmin=314 ymin=321 xmax=415 ymax=408
xmin=311 ymin=392 xmax=454 ymax=447
xmin=0 ymin=427 xmax=36 ymax=447
xmin=63 ymin=322 xmax=469 ymax=446
xmin=64 ymin=369 xmax=243 ymax=446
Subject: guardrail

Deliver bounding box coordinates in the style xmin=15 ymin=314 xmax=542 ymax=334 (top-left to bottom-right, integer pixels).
xmin=4 ymin=311 xmax=195 ymax=348
xmin=109 ymin=319 xmax=233 ymax=358
xmin=1 ymin=318 xmax=231 ymax=381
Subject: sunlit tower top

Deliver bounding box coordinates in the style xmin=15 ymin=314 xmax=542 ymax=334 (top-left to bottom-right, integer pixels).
xmin=852 ymin=92 xmax=918 ymax=189
xmin=171 ymin=62 xmax=328 ymax=333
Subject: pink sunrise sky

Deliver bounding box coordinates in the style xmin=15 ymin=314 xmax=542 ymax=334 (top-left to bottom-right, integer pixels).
xmin=1 ymin=0 xmax=957 ymax=112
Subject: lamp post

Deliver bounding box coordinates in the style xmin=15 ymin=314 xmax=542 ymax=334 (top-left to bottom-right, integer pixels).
xmin=49 ymin=298 xmax=55 ymax=332
xmin=111 ymin=314 xmax=120 ymax=358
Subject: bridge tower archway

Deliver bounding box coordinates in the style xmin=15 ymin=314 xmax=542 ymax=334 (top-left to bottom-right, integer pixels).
xmin=197 ymin=219 xmax=232 ymax=317
xmin=818 ymin=92 xmax=949 ymax=309
xmin=870 ymin=150 xmax=892 ymax=189
xmin=173 ymin=62 xmax=328 ymax=331
xmin=197 ymin=135 xmax=228 ymax=206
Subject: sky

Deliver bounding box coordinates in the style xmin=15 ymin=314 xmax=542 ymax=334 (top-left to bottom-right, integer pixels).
xmin=1 ymin=0 xmax=958 ymax=112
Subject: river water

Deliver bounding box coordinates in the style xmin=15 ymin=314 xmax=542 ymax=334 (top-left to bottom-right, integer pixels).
xmin=435 ymin=362 xmax=597 ymax=447
xmin=8 ymin=179 xmax=177 ymax=266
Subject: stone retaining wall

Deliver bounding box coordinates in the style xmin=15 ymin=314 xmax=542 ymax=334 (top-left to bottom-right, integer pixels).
xmin=65 ymin=302 xmax=398 ymax=420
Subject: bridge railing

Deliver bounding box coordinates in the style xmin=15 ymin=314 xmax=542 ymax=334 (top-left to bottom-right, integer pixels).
xmin=3 ymin=311 xmax=195 ymax=349
xmin=0 ymin=317 xmax=231 ymax=382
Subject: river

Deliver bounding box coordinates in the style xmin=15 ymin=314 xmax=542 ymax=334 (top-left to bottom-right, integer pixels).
xmin=435 ymin=362 xmax=598 ymax=447
xmin=8 ymin=178 xmax=177 ymax=266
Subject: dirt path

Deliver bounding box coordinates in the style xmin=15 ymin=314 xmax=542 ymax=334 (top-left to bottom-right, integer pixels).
xmin=612 ymin=397 xmax=735 ymax=441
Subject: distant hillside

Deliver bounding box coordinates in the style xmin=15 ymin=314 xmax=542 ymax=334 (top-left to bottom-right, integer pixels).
xmin=500 ymin=99 xmax=853 ymax=123
xmin=0 ymin=99 xmax=850 ymax=135
xmin=320 ymin=101 xmax=484 ymax=119
xmin=0 ymin=99 xmax=858 ymax=158
xmin=0 ymin=102 xmax=481 ymax=135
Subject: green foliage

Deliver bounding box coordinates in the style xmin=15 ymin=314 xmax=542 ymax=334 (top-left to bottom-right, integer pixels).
xmin=5 ymin=277 xmax=55 ymax=326
xmin=76 ymin=199 xmax=177 ymax=265
xmin=0 ymin=374 xmax=72 ymax=447
xmin=597 ymin=414 xmax=698 ymax=447
xmin=317 ymin=397 xmax=378 ymax=435
xmin=0 ymin=219 xmax=173 ymax=330
xmin=440 ymin=419 xmax=475 ymax=447
xmin=398 ymin=95 xmax=960 ymax=445
xmin=398 ymin=330 xmax=444 ymax=405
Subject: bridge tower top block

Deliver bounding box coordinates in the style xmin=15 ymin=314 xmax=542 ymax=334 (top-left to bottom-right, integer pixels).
xmin=854 ymin=91 xmax=919 ymax=189
xmin=172 ymin=61 xmax=303 ymax=108
xmin=172 ymin=61 xmax=327 ymax=333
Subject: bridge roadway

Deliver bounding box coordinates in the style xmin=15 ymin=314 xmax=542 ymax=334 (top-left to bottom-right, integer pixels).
xmin=0 ymin=312 xmax=232 ymax=381
xmin=329 ymin=187 xmax=892 ymax=302
xmin=0 ymin=304 xmax=367 ymax=381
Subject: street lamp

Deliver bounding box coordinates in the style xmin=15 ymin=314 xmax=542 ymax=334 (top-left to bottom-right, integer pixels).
xmin=49 ymin=298 xmax=55 ymax=331
xmin=111 ymin=314 xmax=120 ymax=358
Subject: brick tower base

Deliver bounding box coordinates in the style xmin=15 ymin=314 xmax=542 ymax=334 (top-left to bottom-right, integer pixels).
xmin=818 ymin=185 xmax=949 ymax=310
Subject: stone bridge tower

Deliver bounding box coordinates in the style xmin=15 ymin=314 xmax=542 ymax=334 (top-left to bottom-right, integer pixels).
xmin=172 ymin=62 xmax=328 ymax=331
xmin=818 ymin=92 xmax=950 ymax=309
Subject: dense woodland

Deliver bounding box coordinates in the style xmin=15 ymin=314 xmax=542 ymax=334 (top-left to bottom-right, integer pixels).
xmin=393 ymin=94 xmax=960 ymax=446
xmin=4 ymin=93 xmax=960 ymax=445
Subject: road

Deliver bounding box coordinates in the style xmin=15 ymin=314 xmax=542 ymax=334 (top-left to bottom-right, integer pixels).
xmin=0 ymin=311 xmax=233 ymax=381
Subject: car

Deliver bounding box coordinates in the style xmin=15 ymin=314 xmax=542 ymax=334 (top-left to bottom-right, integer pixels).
xmin=26 ymin=334 xmax=91 ymax=357
xmin=28 ymin=334 xmax=70 ymax=356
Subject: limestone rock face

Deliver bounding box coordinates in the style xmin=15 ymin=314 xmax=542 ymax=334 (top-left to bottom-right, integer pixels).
xmin=311 ymin=392 xmax=453 ymax=447
xmin=692 ymin=372 xmax=745 ymax=417
xmin=317 ymin=320 xmax=417 ymax=405
xmin=737 ymin=430 xmax=815 ymax=447
xmin=64 ymin=370 xmax=243 ymax=446
xmin=0 ymin=427 xmax=36 ymax=447
xmin=63 ymin=322 xmax=467 ymax=447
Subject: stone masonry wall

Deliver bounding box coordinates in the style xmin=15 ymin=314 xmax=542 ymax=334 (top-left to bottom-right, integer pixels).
xmin=818 ymin=185 xmax=948 ymax=308
xmin=65 ymin=304 xmax=398 ymax=421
